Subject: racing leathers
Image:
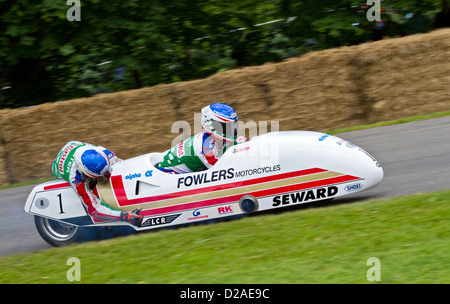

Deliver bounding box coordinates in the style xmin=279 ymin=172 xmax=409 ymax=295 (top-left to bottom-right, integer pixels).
xmin=51 ymin=141 xmax=141 ymax=225
xmin=157 ymin=131 xmax=247 ymax=174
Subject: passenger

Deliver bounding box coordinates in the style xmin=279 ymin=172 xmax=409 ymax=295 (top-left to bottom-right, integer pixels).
xmin=51 ymin=141 xmax=143 ymax=226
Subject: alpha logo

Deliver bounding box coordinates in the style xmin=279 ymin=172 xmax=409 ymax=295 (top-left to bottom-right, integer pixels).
xmin=141 ymin=214 xmax=181 ymax=227
xmin=272 ymin=186 xmax=338 ymax=206
xmin=218 ymin=205 xmax=233 ymax=215
xmin=125 ymin=173 xmax=141 ymax=181
xmin=318 ymin=134 xmax=331 ymax=141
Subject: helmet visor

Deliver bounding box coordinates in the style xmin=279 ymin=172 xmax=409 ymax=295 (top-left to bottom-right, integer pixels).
xmin=210 ymin=120 xmax=237 ymax=141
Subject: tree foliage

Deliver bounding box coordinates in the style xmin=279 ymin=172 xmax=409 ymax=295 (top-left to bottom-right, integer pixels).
xmin=0 ymin=0 xmax=444 ymax=108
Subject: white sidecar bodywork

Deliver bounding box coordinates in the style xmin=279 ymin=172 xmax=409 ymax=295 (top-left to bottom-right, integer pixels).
xmin=25 ymin=131 xmax=383 ymax=234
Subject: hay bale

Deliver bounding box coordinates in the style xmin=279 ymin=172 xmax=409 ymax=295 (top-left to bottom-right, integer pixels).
xmin=352 ymin=29 xmax=450 ymax=122
xmin=0 ymin=28 xmax=449 ymax=185
xmin=0 ymin=89 xmax=178 ymax=183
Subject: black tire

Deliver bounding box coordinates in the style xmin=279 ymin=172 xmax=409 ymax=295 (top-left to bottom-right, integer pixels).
xmin=34 ymin=216 xmax=80 ymax=247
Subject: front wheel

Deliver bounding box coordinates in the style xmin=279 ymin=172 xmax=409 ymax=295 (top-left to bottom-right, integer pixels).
xmin=34 ymin=216 xmax=80 ymax=247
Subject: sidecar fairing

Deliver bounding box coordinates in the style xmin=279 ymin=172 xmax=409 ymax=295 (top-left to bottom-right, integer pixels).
xmin=25 ymin=131 xmax=383 ymax=233
xmin=95 ymin=131 xmax=383 ymax=231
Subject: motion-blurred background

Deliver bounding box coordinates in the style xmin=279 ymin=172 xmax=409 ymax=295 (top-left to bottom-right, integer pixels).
xmin=0 ymin=1 xmax=449 ymax=187
xmin=1 ymin=0 xmax=449 ymax=108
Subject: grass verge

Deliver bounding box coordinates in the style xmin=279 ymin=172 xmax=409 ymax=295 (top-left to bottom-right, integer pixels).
xmin=0 ymin=189 xmax=448 ymax=284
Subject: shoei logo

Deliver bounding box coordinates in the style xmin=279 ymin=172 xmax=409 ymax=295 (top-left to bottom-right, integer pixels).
xmin=212 ymin=109 xmax=236 ymax=121
xmin=345 ymin=182 xmax=363 ymax=192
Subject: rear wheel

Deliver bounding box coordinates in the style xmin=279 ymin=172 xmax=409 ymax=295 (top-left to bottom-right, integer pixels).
xmin=34 ymin=216 xmax=80 ymax=247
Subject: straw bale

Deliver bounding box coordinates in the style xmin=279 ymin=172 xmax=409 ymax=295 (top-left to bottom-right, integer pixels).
xmin=0 ymin=28 xmax=449 ymax=186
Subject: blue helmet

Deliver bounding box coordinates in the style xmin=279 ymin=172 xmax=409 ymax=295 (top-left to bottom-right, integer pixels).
xmin=201 ymin=103 xmax=238 ymax=142
xmin=74 ymin=147 xmax=110 ymax=178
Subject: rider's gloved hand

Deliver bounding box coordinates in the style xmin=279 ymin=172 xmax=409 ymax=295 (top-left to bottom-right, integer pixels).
xmin=120 ymin=208 xmax=143 ymax=227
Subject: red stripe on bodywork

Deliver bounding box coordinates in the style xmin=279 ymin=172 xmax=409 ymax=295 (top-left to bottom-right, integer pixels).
xmin=111 ymin=168 xmax=327 ymax=207
xmin=44 ymin=182 xmax=71 ymax=190
xmin=139 ymin=174 xmax=360 ymax=216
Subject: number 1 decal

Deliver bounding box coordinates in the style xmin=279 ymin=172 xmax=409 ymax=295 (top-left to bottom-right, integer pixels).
xmin=57 ymin=193 xmax=65 ymax=214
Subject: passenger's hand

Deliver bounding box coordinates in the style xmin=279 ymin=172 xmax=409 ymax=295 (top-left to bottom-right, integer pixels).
xmin=120 ymin=208 xmax=143 ymax=227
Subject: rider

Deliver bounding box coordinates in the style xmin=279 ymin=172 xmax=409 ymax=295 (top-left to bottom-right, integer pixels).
xmin=157 ymin=103 xmax=247 ymax=174
xmin=51 ymin=141 xmax=143 ymax=226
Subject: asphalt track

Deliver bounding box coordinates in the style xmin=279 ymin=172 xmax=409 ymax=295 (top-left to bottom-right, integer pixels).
xmin=1 ymin=116 xmax=449 ymax=257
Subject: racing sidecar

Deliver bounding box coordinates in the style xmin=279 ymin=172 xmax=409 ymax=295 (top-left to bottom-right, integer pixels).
xmin=24 ymin=131 xmax=383 ymax=246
